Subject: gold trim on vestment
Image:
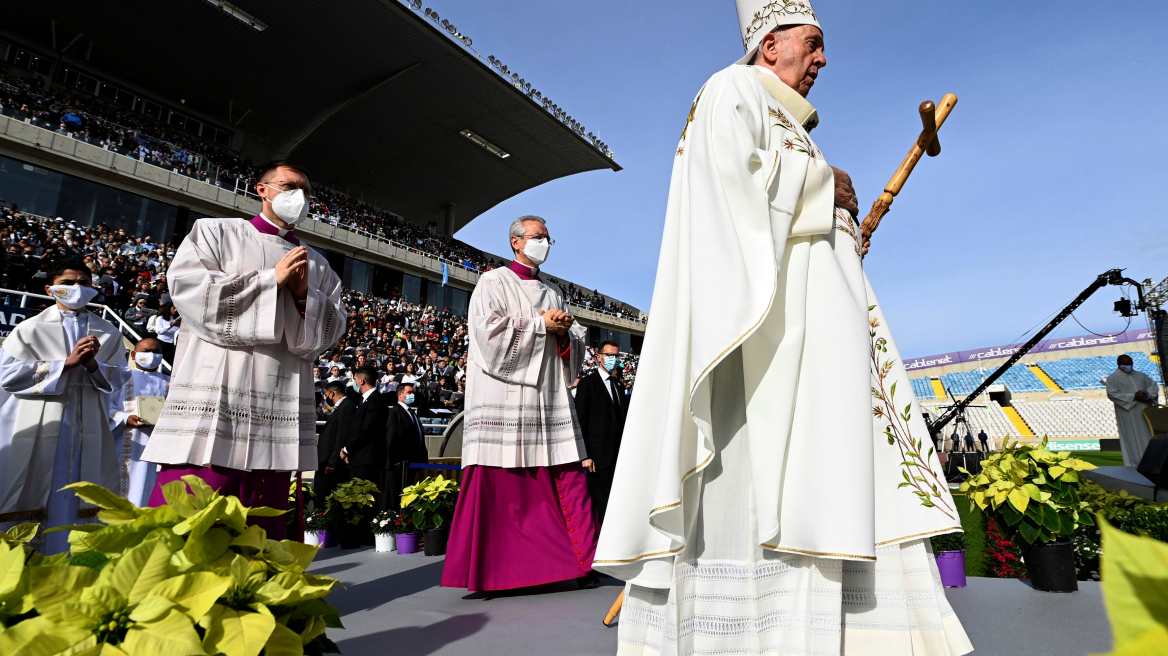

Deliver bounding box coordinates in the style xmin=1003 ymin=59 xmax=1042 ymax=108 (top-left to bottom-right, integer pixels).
xmin=593 ymin=545 xmax=685 ymax=565
xmin=761 ymin=543 xmax=877 ymax=561
xmin=874 ymin=526 xmax=963 ymax=547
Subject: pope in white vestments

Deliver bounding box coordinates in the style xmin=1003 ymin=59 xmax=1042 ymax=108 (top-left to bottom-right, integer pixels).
xmin=0 ymin=259 xmax=131 ymax=554
xmin=107 ymin=337 xmax=171 ymax=507
xmin=442 ymin=216 xmax=599 ymax=591
xmin=141 ymin=163 xmax=346 ymax=538
xmin=593 ymin=3 xmax=972 ymax=654
xmin=1105 ymin=355 xmax=1160 ymax=466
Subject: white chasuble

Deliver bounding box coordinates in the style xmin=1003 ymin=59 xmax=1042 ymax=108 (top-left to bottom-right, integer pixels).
xmin=462 ymin=267 xmax=587 ymax=468
xmin=141 ymin=219 xmax=346 ymax=472
xmin=0 ymin=307 xmax=130 ymax=553
xmin=594 ymin=65 xmax=969 ymax=655
xmin=1104 ymin=368 xmax=1159 ymax=466
xmin=107 ymin=368 xmax=170 ymax=506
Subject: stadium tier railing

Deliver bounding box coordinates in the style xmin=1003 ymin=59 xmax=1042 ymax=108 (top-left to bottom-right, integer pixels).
xmin=0 ymin=287 xmax=171 ymax=373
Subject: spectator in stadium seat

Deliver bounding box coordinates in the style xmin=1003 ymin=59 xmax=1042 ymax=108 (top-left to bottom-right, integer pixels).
xmin=1105 ymin=354 xmax=1160 ymax=466
xmin=140 ymin=161 xmax=346 ymax=539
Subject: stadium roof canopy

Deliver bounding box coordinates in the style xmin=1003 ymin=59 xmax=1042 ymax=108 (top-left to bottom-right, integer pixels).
xmin=2 ymin=0 xmax=621 ymax=232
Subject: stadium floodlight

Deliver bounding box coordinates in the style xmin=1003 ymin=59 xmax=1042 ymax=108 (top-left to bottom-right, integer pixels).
xmin=460 ymin=129 xmax=510 ymax=159
xmin=200 ymin=0 xmax=267 ymax=31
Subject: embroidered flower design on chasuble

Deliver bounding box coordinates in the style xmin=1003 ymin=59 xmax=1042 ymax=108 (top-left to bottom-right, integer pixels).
xmin=742 ymin=2 xmax=819 ymax=52
xmin=834 ymin=216 xmax=862 ymax=257
xmin=676 ymin=90 xmax=703 ymax=157
xmin=769 ymin=107 xmax=819 ymax=159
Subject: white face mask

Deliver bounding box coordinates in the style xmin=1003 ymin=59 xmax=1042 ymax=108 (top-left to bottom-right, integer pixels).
xmin=134 ymin=352 xmax=164 ymax=370
xmin=1119 ymin=364 xmax=1134 ymax=373
xmin=48 ymin=284 xmax=99 ymax=310
xmin=268 ymin=187 xmax=309 ymax=226
xmin=522 ymin=237 xmax=550 ymax=266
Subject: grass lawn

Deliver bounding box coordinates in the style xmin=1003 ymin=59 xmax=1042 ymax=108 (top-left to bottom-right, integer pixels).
xmin=1075 ymin=450 xmax=1125 ymax=468
xmin=951 ymin=493 xmax=987 ymax=577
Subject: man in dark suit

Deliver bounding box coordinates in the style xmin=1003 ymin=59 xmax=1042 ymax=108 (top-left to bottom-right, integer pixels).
xmin=316 ymin=381 xmax=358 ymax=508
xmin=574 ymin=341 xmax=630 ymax=524
xmin=339 ymin=366 xmax=390 ymax=505
xmin=381 ymin=382 xmax=430 ymax=510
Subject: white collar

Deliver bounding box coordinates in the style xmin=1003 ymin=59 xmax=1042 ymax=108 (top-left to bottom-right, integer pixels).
xmin=399 ymin=401 xmax=413 ymax=412
xmin=597 ymin=367 xmax=611 ymax=381
xmin=361 ymin=387 xmax=376 ymax=401
xmin=257 ymin=212 xmax=291 ymax=238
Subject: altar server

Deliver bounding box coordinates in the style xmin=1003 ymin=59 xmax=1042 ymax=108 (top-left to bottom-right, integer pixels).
xmin=441 ymin=215 xmax=597 ymax=591
xmin=592 ymin=3 xmax=972 ymax=654
xmin=1106 ymin=354 xmax=1160 ymax=466
xmin=142 ymin=162 xmax=346 ymax=538
xmin=107 ymin=337 xmax=170 ymax=507
xmin=0 ymin=258 xmax=130 ymax=553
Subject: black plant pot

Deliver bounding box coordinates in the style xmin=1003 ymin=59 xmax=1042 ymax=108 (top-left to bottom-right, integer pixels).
xmin=340 ymin=523 xmax=363 ymax=550
xmin=423 ymin=526 xmax=450 ymax=556
xmin=1025 ymin=539 xmax=1078 ymax=592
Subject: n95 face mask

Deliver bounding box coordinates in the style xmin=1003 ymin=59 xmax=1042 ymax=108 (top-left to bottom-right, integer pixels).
xmin=269 ymin=187 xmax=309 ymax=226
xmin=523 ymin=238 xmax=550 ymax=266
xmin=134 ymin=352 xmax=164 ymax=370
xmin=49 ymin=284 xmax=99 ymax=310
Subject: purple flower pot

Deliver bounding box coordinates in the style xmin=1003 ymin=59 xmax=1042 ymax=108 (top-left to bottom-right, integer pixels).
xmin=936 ymin=550 xmax=967 ymax=588
xmin=320 ymin=528 xmax=340 ymax=548
xmin=397 ymin=532 xmax=421 ymax=554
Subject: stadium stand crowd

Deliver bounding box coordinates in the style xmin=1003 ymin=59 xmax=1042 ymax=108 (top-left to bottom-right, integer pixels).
xmin=0 ymin=69 xmax=645 ymax=323
xmin=911 ymin=354 xmax=1163 ymax=399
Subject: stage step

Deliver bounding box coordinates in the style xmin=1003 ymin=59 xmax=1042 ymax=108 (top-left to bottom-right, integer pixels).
xmin=930 ymin=378 xmax=946 ymax=399
xmin=1029 ymin=365 xmax=1063 ymax=392
xmin=1002 ymin=406 xmax=1035 ymax=437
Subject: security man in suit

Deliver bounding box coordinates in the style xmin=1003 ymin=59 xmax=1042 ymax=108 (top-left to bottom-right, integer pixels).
xmin=382 ymin=382 xmax=430 ymax=510
xmin=339 ymin=366 xmax=391 ymax=506
xmin=573 ymin=341 xmax=630 ymax=524
xmin=316 ymin=380 xmax=358 ymax=508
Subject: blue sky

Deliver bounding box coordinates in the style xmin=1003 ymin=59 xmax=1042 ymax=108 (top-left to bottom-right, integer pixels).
xmin=447 ymin=0 xmax=1168 ymax=357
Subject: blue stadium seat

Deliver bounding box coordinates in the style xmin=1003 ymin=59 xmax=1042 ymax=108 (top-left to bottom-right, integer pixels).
xmin=910 ymin=377 xmax=934 ymax=399
xmin=1038 ymin=352 xmax=1162 ymax=391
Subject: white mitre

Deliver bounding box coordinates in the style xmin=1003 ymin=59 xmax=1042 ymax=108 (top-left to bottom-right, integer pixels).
xmin=734 ymin=0 xmax=821 ymax=64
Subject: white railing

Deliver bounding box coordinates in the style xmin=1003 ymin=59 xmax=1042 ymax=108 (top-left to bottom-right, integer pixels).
xmin=0 ymin=288 xmax=172 ymax=373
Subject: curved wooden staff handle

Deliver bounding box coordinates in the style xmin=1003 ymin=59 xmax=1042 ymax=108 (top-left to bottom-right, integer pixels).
xmin=860 ymin=93 xmax=958 ymax=246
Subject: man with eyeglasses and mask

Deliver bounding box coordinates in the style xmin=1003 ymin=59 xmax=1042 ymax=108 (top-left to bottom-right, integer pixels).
xmin=0 ymin=258 xmax=131 ymax=553
xmin=442 ymin=215 xmax=598 ymax=592
xmin=140 ymin=161 xmax=346 ymax=539
xmin=106 ymin=337 xmax=170 ymax=507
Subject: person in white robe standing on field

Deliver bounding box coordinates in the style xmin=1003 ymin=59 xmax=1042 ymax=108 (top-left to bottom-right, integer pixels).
xmin=0 ymin=258 xmax=131 ymax=554
xmin=593 ymin=3 xmax=972 ymax=654
xmin=441 ymin=215 xmax=599 ymax=591
xmin=1105 ymin=354 xmax=1160 ymax=466
xmin=107 ymin=336 xmax=170 ymax=507
xmin=141 ymin=161 xmax=346 ymax=539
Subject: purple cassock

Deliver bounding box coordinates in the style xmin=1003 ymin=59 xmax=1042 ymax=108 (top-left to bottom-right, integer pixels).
xmin=147 ymin=214 xmax=300 ymax=538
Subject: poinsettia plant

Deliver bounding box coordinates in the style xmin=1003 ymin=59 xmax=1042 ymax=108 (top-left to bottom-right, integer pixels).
xmin=401 ymin=475 xmax=459 ymax=532
xmin=0 ymin=476 xmax=343 ymax=656
xmin=326 ymin=478 xmax=379 ymax=526
xmin=959 ymin=436 xmax=1097 ymax=547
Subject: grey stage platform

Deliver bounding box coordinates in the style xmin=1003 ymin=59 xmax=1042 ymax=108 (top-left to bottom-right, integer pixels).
xmin=1083 ymin=466 xmax=1157 ymax=500
xmin=309 ymin=546 xmax=1112 ymax=656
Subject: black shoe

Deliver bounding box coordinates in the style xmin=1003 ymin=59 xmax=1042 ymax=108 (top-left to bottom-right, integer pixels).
xmin=576 ymin=571 xmax=600 ymax=589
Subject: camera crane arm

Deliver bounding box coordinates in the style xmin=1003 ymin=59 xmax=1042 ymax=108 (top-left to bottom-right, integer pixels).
xmin=928 ymin=268 xmax=1145 ymax=434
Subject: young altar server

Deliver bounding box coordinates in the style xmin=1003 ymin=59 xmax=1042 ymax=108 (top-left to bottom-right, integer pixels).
xmin=592 ymin=3 xmax=972 ymax=654
xmin=107 ymin=337 xmax=170 ymax=507
xmin=441 ymin=215 xmax=598 ymax=591
xmin=141 ymin=162 xmax=346 ymax=538
xmin=0 ymin=258 xmax=130 ymax=554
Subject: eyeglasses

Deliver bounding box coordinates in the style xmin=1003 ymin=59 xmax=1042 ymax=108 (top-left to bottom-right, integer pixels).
xmin=519 ymin=235 xmax=555 ymax=244
xmin=260 ymin=180 xmax=313 ymax=200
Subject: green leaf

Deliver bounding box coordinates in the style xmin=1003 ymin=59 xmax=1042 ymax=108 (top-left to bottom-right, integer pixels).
xmin=200 ymin=604 xmax=276 ymax=656
xmin=181 ymin=475 xmax=217 ymax=508
xmin=173 ymin=496 xmax=228 ymax=540
xmin=1099 ymin=517 xmax=1168 ymax=650
xmin=263 ymin=621 xmax=305 ymax=656
xmin=1059 ymin=511 xmax=1077 ymax=535
xmin=122 ymin=608 xmax=207 ymax=656
xmin=0 ymin=614 xmax=92 ymax=656
xmin=230 ymin=525 xmax=266 ymax=551
xmin=104 ymin=539 xmax=173 ymax=605
xmin=889 ymin=381 xmax=897 ymax=399
xmin=184 ymin=527 xmax=232 ymax=565
xmin=1000 ymin=501 xmax=1024 ymax=527
xmin=74 ymin=643 xmax=131 ymax=656
xmin=294 ymin=598 xmax=344 ymax=629
xmin=3 ymin=523 xmax=39 ymax=546
xmin=1042 ymin=508 xmax=1064 ymax=534
xmin=0 ymin=542 xmax=26 ymax=600
xmin=68 ymin=551 xmax=110 ymax=572
xmin=30 ymin=565 xmax=98 ymax=622
xmin=130 ymin=595 xmax=178 ymax=623
xmin=1007 ymin=487 xmax=1030 ymax=515
xmin=1017 ymin=518 xmax=1041 ymax=545
xmin=244 ymin=506 xmax=286 ymax=518
xmin=276 ymin=540 xmax=319 ymax=573
xmin=146 ymin=571 xmax=232 ymax=621
xmin=61 ymin=482 xmax=136 ymax=513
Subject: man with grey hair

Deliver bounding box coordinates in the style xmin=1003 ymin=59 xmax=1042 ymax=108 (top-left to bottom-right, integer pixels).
xmin=441 ymin=215 xmax=598 ymax=591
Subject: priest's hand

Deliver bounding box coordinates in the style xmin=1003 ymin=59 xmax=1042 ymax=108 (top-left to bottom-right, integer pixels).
xmin=65 ymin=336 xmax=100 ymax=372
xmin=276 ymin=247 xmax=310 ymax=297
xmin=830 ymin=166 xmax=859 ymax=217
xmin=862 ymin=238 xmax=871 ymax=256
xmin=542 ymin=309 xmax=573 ymax=336
xmin=582 ymin=459 xmax=596 ymax=473
xmin=127 ymin=415 xmax=151 ymax=428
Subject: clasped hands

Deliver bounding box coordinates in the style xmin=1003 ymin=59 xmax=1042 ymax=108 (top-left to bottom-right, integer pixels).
xmin=64 ymin=336 xmax=100 ymax=373
xmin=830 ymin=166 xmax=870 ymax=256
xmin=275 ymin=246 xmax=310 ymax=298
xmin=542 ymin=308 xmax=574 ymax=336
